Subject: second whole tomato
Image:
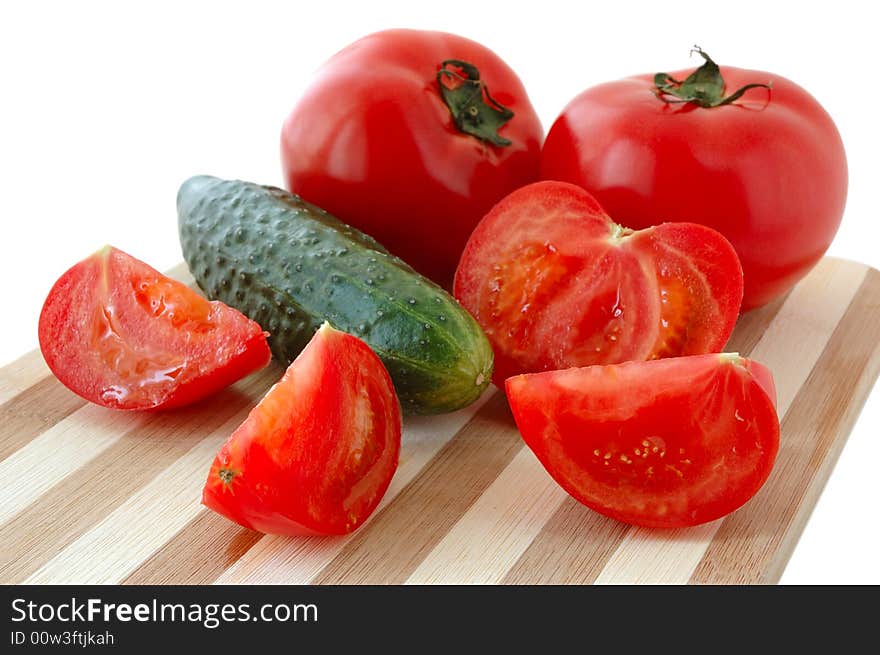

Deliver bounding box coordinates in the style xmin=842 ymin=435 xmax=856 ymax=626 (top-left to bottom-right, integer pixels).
xmin=541 ymin=48 xmax=847 ymax=310
xmin=281 ymin=29 xmax=544 ymax=287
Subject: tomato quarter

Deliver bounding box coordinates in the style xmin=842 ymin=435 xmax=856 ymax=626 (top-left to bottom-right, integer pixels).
xmin=202 ymin=323 xmax=401 ymax=536
xmin=454 ymin=181 xmax=743 ymax=383
xmin=506 ymin=353 xmax=780 ymax=528
xmin=38 ymin=246 xmax=270 ymax=410
xmin=281 ymin=29 xmax=543 ymax=286
xmin=540 ymin=47 xmax=847 ymax=310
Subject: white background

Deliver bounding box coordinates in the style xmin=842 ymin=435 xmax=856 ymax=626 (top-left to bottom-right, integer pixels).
xmin=2 ymin=0 xmax=877 ymax=583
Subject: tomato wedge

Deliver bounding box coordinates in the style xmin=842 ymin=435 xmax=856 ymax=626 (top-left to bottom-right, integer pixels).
xmin=202 ymin=323 xmax=402 ymax=536
xmin=506 ymin=354 xmax=780 ymax=528
xmin=38 ymin=246 xmax=270 ymax=410
xmin=454 ymin=181 xmax=743 ymax=383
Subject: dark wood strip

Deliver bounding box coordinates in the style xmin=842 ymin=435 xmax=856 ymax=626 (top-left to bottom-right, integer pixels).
xmin=0 ymin=376 xmax=85 ymax=461
xmin=691 ymin=268 xmax=880 ymax=584
xmin=502 ymin=497 xmax=630 ymax=584
xmin=313 ymin=392 xmax=523 ymax=584
xmin=0 ymin=380 xmax=267 ymax=584
xmin=121 ymin=509 xmax=261 ymax=585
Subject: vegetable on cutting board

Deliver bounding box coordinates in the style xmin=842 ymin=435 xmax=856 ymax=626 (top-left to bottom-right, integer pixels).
xmin=38 ymin=246 xmax=270 ymax=410
xmin=540 ymin=47 xmax=847 ymax=310
xmin=177 ymin=175 xmax=493 ymax=415
xmin=203 ymin=322 xmax=402 ymax=536
xmin=506 ymin=353 xmax=780 ymax=528
xmin=454 ymin=180 xmax=743 ymax=383
xmin=281 ymin=28 xmax=544 ymax=286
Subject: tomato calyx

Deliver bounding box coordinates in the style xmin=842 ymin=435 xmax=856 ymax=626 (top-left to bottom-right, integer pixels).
xmin=437 ymin=59 xmax=514 ymax=146
xmin=653 ymin=46 xmax=772 ymax=108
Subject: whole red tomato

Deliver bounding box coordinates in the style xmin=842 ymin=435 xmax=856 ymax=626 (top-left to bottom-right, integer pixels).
xmin=541 ymin=48 xmax=847 ymax=310
xmin=281 ymin=29 xmax=543 ymax=286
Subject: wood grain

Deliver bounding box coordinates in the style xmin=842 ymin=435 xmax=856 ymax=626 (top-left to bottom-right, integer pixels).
xmin=121 ymin=510 xmax=262 ymax=585
xmin=499 ymin=274 xmax=792 ymax=585
xmin=0 ymin=376 xmax=84 ymax=461
xmin=312 ymin=392 xmax=521 ymax=585
xmin=0 ymin=385 xmax=263 ymax=582
xmin=0 ymin=350 xmax=51 ymax=405
xmin=1 ymin=256 xmax=877 ymax=585
xmin=691 ymin=267 xmax=880 ymax=583
xmin=587 ymin=257 xmax=868 ymax=584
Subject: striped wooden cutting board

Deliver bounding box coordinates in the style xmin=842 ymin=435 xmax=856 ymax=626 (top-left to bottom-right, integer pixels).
xmin=1 ymin=256 xmax=878 ymax=585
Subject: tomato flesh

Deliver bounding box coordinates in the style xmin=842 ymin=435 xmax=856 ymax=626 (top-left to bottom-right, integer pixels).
xmin=38 ymin=246 xmax=270 ymax=410
xmin=505 ymin=353 xmax=780 ymax=528
xmin=202 ymin=323 xmax=402 ymax=536
xmin=454 ymin=181 xmax=743 ymax=383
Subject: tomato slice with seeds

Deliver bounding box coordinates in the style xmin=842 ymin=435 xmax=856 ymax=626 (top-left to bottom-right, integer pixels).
xmin=38 ymin=246 xmax=270 ymax=410
xmin=505 ymin=353 xmax=780 ymax=528
xmin=202 ymin=323 xmax=402 ymax=536
xmin=453 ymin=181 xmax=743 ymax=383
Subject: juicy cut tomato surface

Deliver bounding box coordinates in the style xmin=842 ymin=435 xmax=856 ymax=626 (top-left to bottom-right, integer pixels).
xmin=454 ymin=181 xmax=743 ymax=383
xmin=540 ymin=48 xmax=847 ymax=310
xmin=506 ymin=354 xmax=780 ymax=528
xmin=202 ymin=323 xmax=402 ymax=536
xmin=281 ymin=29 xmax=544 ymax=286
xmin=38 ymin=246 xmax=270 ymax=410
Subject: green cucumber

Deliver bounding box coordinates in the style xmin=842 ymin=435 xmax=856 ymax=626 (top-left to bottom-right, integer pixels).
xmin=177 ymin=175 xmax=493 ymax=415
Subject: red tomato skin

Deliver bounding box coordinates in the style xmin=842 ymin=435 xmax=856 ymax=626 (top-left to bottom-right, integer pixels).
xmin=540 ymin=66 xmax=847 ymax=310
xmin=505 ymin=354 xmax=780 ymax=528
xmin=202 ymin=324 xmax=401 ymax=536
xmin=454 ymin=181 xmax=742 ymax=384
xmin=38 ymin=247 xmax=270 ymax=410
xmin=281 ymin=29 xmax=544 ymax=286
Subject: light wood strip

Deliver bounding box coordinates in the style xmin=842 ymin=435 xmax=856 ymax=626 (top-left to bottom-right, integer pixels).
xmin=749 ymin=259 xmax=868 ymax=412
xmin=592 ymin=257 xmax=867 ymax=584
xmin=0 ymin=383 xmax=261 ymax=583
xmin=0 ymin=350 xmax=50 ymax=405
xmin=452 ymin=267 xmax=792 ymax=585
xmin=0 ymin=406 xmax=151 ymax=527
xmin=0 ymin=376 xmax=85 ymax=462
xmin=121 ymin=510 xmax=262 ymax=585
xmin=594 ymin=522 xmax=723 ymax=584
xmin=24 ymin=415 xmax=248 ymax=584
xmin=691 ymin=268 xmax=880 ymax=583
xmin=405 ymin=446 xmax=567 ymax=584
xmin=725 ymin=291 xmax=790 ymax=355
xmin=214 ymin=390 xmax=495 ymax=584
xmin=0 ymin=366 xmax=274 ymax=531
xmin=311 ymin=392 xmax=522 ymax=585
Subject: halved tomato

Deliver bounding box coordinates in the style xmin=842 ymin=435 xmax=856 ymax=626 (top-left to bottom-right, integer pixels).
xmin=38 ymin=246 xmax=270 ymax=410
xmin=453 ymin=181 xmax=743 ymax=383
xmin=505 ymin=353 xmax=780 ymax=528
xmin=202 ymin=323 xmax=401 ymax=536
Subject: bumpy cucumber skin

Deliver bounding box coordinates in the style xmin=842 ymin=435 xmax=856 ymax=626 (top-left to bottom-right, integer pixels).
xmin=177 ymin=175 xmax=493 ymax=415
